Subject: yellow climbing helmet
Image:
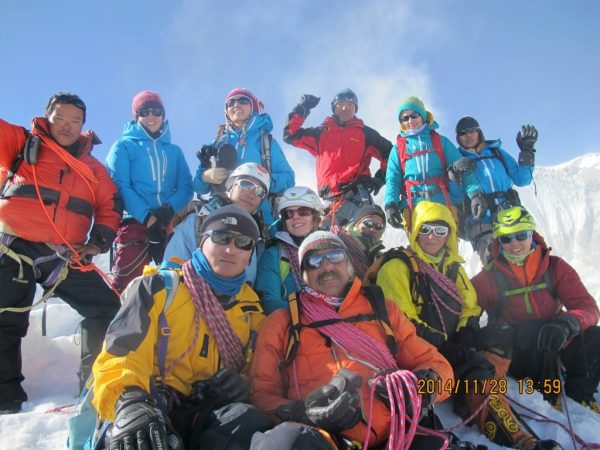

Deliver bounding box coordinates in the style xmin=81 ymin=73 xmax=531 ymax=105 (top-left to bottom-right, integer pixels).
xmin=493 ymin=206 xmax=536 ymax=237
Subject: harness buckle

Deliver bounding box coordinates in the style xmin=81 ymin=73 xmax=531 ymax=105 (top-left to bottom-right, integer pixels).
xmin=12 ymin=277 xmax=29 ymax=284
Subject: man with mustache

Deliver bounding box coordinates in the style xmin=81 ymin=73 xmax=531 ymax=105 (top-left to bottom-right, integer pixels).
xmin=250 ymin=231 xmax=453 ymax=449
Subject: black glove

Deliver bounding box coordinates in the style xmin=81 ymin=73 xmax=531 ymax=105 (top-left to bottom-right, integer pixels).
xmin=470 ymin=193 xmax=488 ymax=220
xmin=106 ymin=387 xmax=183 ymax=450
xmin=413 ymin=369 xmax=438 ymax=417
xmin=196 ymin=144 xmax=215 ymax=169
xmin=537 ymin=313 xmax=580 ymax=353
xmin=516 ymin=125 xmax=538 ymax=166
xmin=215 ymin=143 xmax=237 ymax=170
xmin=452 ymin=157 xmax=476 ymax=173
xmin=274 ymin=399 xmax=311 ymax=424
xmin=516 ymin=125 xmax=538 ymax=153
xmin=147 ymin=221 xmax=167 ymax=263
xmin=150 ymin=204 xmax=175 ymax=224
xmin=88 ymin=224 xmax=116 ymax=254
xmin=439 ymin=340 xmax=471 ymax=367
xmin=385 ymin=203 xmax=404 ymax=229
xmin=365 ymin=169 xmax=386 ymax=196
xmin=304 ymin=369 xmax=362 ymax=432
xmin=204 ymin=368 xmax=250 ymax=406
xmin=293 ymin=94 xmax=320 ymax=118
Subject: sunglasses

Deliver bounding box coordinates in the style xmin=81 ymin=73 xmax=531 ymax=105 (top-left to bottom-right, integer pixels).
xmin=459 ymin=127 xmax=480 ymax=136
xmin=499 ymin=230 xmax=532 ymax=245
xmin=282 ymin=206 xmax=314 ymax=220
xmin=137 ymin=108 xmax=164 ymax=117
xmin=360 ymin=219 xmax=385 ymax=231
xmin=419 ymin=224 xmax=449 ymax=237
xmin=235 ymin=179 xmax=267 ymax=199
xmin=303 ymin=249 xmax=347 ymax=271
xmin=204 ymin=229 xmax=255 ymax=251
xmin=226 ymin=97 xmax=252 ymax=108
xmin=400 ymin=112 xmax=421 ymax=123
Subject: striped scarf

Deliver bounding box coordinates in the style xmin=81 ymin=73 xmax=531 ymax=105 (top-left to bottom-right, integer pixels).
xmin=300 ymin=287 xmax=397 ymax=371
xmin=182 ymin=261 xmax=244 ymax=372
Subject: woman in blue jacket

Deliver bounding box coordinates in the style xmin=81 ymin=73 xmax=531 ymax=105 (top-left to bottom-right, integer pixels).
xmin=106 ymin=91 xmax=193 ymax=292
xmin=453 ymin=116 xmax=537 ymax=263
xmin=254 ymin=186 xmax=322 ymax=314
xmin=384 ymin=96 xmax=486 ymax=231
xmin=193 ymin=87 xmax=295 ymax=225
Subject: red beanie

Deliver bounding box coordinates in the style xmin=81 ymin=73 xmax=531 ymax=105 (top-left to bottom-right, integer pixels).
xmin=131 ymin=91 xmax=165 ymax=118
xmin=224 ymin=88 xmax=259 ymax=116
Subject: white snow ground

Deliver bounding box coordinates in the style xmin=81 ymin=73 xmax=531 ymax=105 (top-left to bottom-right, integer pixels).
xmin=0 ymin=154 xmax=599 ymax=449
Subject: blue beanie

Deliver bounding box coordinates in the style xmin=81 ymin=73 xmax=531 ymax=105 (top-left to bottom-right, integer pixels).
xmin=396 ymin=96 xmax=427 ymax=122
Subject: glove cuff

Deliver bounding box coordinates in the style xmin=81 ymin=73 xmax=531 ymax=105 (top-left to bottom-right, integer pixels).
xmin=116 ymin=387 xmax=155 ymax=412
xmin=556 ymin=313 xmax=581 ymax=337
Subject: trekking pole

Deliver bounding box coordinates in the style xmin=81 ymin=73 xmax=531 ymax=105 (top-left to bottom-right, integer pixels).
xmin=557 ymin=357 xmax=578 ymax=450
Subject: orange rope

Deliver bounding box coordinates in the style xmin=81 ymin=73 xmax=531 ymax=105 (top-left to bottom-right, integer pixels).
xmin=31 ymin=160 xmax=120 ymax=298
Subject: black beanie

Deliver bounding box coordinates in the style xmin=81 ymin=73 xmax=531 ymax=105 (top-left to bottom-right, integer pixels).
xmin=455 ymin=116 xmax=484 ymax=146
xmin=200 ymin=204 xmax=260 ymax=242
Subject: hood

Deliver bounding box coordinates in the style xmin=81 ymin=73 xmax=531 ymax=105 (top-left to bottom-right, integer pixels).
xmin=122 ymin=120 xmax=172 ymax=143
xmin=31 ymin=117 xmax=99 ymax=157
xmin=409 ymin=200 xmax=462 ymax=263
xmin=227 ymin=112 xmax=274 ymax=137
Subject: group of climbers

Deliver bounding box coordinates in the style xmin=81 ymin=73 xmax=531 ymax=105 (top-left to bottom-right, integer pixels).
xmin=1 ymin=86 xmax=598 ymax=450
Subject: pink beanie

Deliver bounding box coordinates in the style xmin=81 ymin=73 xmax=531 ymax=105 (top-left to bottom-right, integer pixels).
xmin=131 ymin=91 xmax=165 ymax=118
xmin=224 ymin=88 xmax=259 ymax=116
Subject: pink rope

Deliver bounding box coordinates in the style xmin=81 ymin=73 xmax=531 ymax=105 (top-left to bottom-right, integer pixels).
xmin=363 ymin=371 xmax=449 ymax=450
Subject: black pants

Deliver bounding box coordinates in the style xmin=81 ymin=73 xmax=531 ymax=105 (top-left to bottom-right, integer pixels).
xmin=0 ymin=238 xmax=120 ymax=404
xmin=184 ymin=402 xmax=268 ymax=450
xmin=485 ymin=319 xmax=600 ymax=404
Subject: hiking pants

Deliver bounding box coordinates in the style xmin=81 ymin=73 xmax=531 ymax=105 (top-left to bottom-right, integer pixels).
xmin=0 ymin=238 xmax=120 ymax=404
xmin=321 ymin=186 xmax=374 ymax=229
xmin=509 ymin=321 xmax=600 ymax=403
xmin=182 ymin=402 xmax=268 ymax=450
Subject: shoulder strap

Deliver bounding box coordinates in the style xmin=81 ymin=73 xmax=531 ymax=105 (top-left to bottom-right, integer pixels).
xmin=396 ymin=135 xmax=408 ymax=172
xmin=0 ymin=128 xmax=35 ymax=196
xmin=156 ymin=269 xmax=181 ymax=380
xmin=361 ymin=284 xmax=397 ymax=355
xmin=429 ymin=131 xmax=446 ymax=169
xmin=260 ymin=132 xmax=272 ymax=173
xmin=489 ymin=260 xmax=556 ymax=322
xmin=281 ymin=292 xmax=301 ymax=370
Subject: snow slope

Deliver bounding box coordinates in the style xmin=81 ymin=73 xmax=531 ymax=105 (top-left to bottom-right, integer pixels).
xmin=0 ymin=154 xmax=599 ymax=449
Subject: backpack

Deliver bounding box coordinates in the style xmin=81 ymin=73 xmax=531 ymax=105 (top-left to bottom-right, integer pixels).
xmin=66 ymin=268 xmax=180 ymax=450
xmin=396 ymin=131 xmax=451 ymax=209
xmin=279 ymin=284 xmax=397 ymax=373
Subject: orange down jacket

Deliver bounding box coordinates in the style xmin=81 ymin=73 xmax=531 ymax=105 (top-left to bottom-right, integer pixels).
xmin=250 ymin=277 xmax=453 ymax=447
xmin=0 ymin=117 xmax=122 ymax=249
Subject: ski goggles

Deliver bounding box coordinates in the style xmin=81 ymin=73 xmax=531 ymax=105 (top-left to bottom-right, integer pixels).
xmin=235 ymin=179 xmax=267 ymax=199
xmin=282 ymin=206 xmax=314 ymax=220
xmin=419 ymin=224 xmax=449 ymax=237
xmin=226 ymin=96 xmax=252 ymax=108
xmin=303 ymin=249 xmax=348 ymax=271
xmin=137 ymin=108 xmax=164 ymax=117
xmin=360 ymin=219 xmax=385 ymax=231
xmin=400 ymin=112 xmax=421 ymax=123
xmin=204 ymin=229 xmax=255 ymax=251
xmin=498 ymin=230 xmax=532 ymax=245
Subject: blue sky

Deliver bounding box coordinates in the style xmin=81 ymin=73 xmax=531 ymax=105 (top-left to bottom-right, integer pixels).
xmin=1 ymin=0 xmax=599 ymax=187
